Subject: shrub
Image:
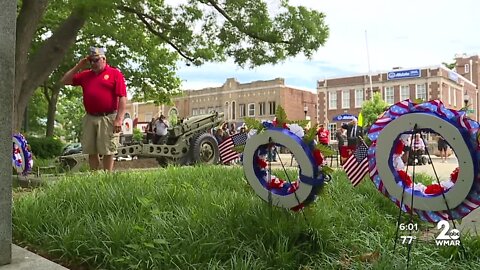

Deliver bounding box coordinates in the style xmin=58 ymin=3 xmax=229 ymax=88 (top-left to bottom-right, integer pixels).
xmin=26 ymin=136 xmax=64 ymax=159
xmin=132 ymin=128 xmax=143 ymax=143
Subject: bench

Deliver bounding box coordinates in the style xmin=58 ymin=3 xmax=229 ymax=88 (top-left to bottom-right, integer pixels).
xmin=36 ymin=166 xmax=58 ymax=177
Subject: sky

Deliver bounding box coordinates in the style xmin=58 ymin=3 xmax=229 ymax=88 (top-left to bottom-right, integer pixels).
xmin=175 ymin=0 xmax=480 ymax=92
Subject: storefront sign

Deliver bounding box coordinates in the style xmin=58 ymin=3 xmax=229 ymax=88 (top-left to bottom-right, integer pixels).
xmin=387 ymin=69 xmax=421 ymax=80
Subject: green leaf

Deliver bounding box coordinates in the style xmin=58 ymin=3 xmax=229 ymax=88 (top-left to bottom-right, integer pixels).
xmin=275 ymin=106 xmax=288 ymax=126
xmin=153 ymin=238 xmax=169 ymax=245
xmin=143 ymin=242 xmax=155 ymax=249
xmin=243 ymin=117 xmax=264 ymax=133
xmin=413 ymin=98 xmax=424 ymax=104
xmin=232 ymin=145 xmax=245 ymax=153
xmin=321 ymin=166 xmax=334 ymax=175
xmin=315 ymin=144 xmax=336 ymax=157
xmin=303 ymin=124 xmax=318 ymax=143
xmin=126 ymin=244 xmax=140 ymax=250
xmin=288 ymin=119 xmax=309 ymax=128
xmin=137 ymin=197 xmax=152 ymax=207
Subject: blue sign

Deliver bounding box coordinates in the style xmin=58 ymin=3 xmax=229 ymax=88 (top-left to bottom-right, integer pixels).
xmin=332 ymin=114 xmax=357 ymax=121
xmin=387 ymin=69 xmax=421 ymax=80
xmin=448 ymin=71 xmax=459 ymax=83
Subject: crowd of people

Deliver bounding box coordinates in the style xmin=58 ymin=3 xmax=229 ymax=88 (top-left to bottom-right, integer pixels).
xmin=213 ymin=122 xmax=248 ymax=145
xmin=145 ymin=115 xmax=170 ymax=144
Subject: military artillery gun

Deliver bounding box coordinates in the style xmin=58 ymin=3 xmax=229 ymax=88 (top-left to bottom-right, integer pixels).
xmin=59 ymin=111 xmax=224 ymax=171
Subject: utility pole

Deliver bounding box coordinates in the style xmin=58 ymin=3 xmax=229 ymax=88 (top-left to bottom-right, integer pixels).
xmin=365 ymin=30 xmax=374 ymax=100
xmin=0 ymin=0 xmax=16 ymax=265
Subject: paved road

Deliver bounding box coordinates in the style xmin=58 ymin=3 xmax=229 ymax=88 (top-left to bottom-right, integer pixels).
xmin=270 ymin=154 xmax=478 ymax=236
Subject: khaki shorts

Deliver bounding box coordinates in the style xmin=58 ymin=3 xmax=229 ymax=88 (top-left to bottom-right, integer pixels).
xmin=81 ymin=113 xmax=119 ymax=155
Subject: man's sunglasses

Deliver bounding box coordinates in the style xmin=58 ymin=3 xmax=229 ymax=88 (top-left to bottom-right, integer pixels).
xmin=90 ymin=58 xmax=102 ymax=63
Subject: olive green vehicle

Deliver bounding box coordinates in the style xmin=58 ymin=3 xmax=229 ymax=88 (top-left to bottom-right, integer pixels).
xmin=59 ymin=111 xmax=224 ymax=171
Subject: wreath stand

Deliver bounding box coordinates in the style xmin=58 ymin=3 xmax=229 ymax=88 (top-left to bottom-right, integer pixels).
xmin=368 ymin=100 xmax=479 ymax=269
xmin=391 ymin=127 xmax=466 ymax=268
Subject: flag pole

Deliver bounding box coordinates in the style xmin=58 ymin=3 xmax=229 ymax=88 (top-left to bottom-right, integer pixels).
xmin=365 ymin=30 xmax=374 ymax=100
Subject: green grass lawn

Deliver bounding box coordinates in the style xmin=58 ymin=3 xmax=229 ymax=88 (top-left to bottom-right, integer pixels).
xmin=12 ymin=166 xmax=480 ymax=270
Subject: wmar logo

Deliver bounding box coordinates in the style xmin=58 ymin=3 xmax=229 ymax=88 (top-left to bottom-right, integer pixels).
xmin=435 ymin=220 xmax=461 ymax=246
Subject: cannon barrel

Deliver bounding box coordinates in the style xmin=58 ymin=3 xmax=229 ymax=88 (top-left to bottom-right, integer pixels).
xmin=169 ymin=111 xmax=224 ymax=137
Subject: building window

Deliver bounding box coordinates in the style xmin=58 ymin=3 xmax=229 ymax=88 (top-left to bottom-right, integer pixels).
xmin=269 ymin=101 xmax=276 ymax=115
xmin=400 ymin=85 xmax=409 ymax=101
xmin=416 ymin=84 xmax=427 ymax=100
xmin=231 ymin=101 xmax=236 ymax=120
xmin=328 ymin=91 xmax=337 ymax=110
xmin=248 ymin=103 xmax=255 ymax=116
xmin=216 ymin=106 xmax=222 ymax=113
xmin=328 ymin=123 xmax=337 ymax=142
xmin=207 ymin=107 xmax=214 ymax=113
xmin=239 ymin=104 xmax=246 ymax=117
xmin=342 ymin=90 xmax=350 ymax=109
xmin=465 ymin=64 xmax=470 ymax=73
xmin=384 ymin=86 xmax=394 ymax=104
xmin=225 ymin=102 xmax=229 ymax=120
xmin=192 ymin=108 xmax=198 ymax=116
xmin=259 ymin=102 xmax=266 ymax=116
xmin=355 ymin=89 xmax=364 ymax=108
xmin=198 ymin=107 xmax=205 ymax=115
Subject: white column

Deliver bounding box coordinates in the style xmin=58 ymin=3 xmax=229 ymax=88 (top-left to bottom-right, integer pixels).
xmin=0 ymin=0 xmax=16 ymax=265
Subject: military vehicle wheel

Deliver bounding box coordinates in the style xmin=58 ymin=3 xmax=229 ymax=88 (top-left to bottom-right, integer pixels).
xmin=156 ymin=157 xmax=171 ymax=167
xmin=192 ymin=133 xmax=219 ymax=164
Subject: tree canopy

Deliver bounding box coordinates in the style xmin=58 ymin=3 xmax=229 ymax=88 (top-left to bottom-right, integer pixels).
xmin=360 ymin=93 xmax=389 ymax=129
xmin=14 ymin=0 xmax=330 ymax=133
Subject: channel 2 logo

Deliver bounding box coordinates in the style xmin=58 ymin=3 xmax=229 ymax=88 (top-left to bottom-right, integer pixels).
xmin=435 ymin=220 xmax=461 ymax=246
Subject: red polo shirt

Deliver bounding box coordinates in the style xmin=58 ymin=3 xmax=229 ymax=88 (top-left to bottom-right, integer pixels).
xmin=72 ymin=65 xmax=127 ymax=114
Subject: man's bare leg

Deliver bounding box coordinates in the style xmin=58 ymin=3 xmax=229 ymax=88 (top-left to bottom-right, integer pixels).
xmin=103 ymin=155 xmax=114 ymax=171
xmin=89 ymin=154 xmax=101 ymax=170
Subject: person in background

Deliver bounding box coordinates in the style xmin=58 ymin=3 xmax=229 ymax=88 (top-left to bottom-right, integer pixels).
xmin=335 ymin=127 xmax=347 ymax=165
xmin=342 ymin=118 xmax=362 ymax=147
xmin=229 ymin=123 xmax=236 ymax=136
xmin=437 ymin=135 xmax=449 ymax=163
xmin=154 ymin=115 xmax=169 ymax=144
xmin=411 ymin=133 xmax=426 ymax=165
xmin=214 ymin=128 xmax=224 ymax=145
xmin=317 ymin=124 xmax=330 ymax=145
xmin=61 ymin=46 xmax=127 ymax=171
xmin=239 ymin=126 xmax=247 ymax=134
xmin=146 ymin=117 xmax=156 ymax=143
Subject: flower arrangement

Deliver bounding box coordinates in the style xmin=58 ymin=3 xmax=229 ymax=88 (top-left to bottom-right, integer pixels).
xmin=12 ymin=133 xmax=33 ymax=176
xmin=240 ymin=106 xmax=334 ymax=211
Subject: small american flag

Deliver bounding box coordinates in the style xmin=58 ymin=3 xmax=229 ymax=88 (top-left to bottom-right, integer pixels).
xmin=342 ymin=141 xmax=369 ymax=187
xmin=219 ymin=133 xmax=248 ymax=164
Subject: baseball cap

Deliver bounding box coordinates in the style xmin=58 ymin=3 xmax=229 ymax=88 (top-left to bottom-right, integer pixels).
xmin=89 ymin=47 xmax=106 ymax=57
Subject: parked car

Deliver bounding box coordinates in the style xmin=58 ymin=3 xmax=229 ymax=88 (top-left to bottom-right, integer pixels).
xmin=62 ymin=143 xmax=82 ymax=156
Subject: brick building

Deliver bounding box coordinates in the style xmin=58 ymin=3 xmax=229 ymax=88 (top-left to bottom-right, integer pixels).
xmin=317 ymin=65 xmax=477 ymax=141
xmin=124 ymin=77 xmax=318 ymax=130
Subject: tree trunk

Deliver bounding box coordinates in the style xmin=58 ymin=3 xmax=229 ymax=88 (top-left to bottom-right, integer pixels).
xmin=44 ymin=84 xmax=61 ymax=137
xmin=14 ymin=7 xmax=87 ymax=131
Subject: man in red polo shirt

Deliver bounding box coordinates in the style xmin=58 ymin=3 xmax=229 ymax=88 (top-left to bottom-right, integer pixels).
xmin=61 ymin=47 xmax=127 ymax=171
xmin=317 ymin=124 xmax=330 ymax=145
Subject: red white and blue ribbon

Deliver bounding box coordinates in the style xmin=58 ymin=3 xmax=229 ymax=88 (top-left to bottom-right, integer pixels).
xmin=368 ymin=99 xmax=480 ymax=222
xmin=12 ymin=133 xmax=33 ymax=176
